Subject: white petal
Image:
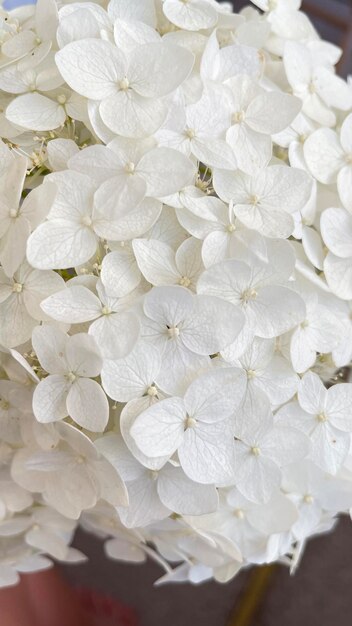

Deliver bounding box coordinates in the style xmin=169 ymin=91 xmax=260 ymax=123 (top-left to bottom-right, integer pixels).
xmin=320 ymin=208 xmax=352 ymax=259
xmin=6 ymin=94 xmax=66 ymax=132
xmin=144 ymin=285 xmax=193 ymax=326
xmin=102 ymin=341 xmax=161 ymax=402
xmin=129 ymin=43 xmax=194 ymax=98
xmin=325 ymin=384 xmax=352 ymax=431
xmin=163 ymin=0 xmax=218 ymax=30
xmin=120 ymin=399 xmax=170 ymax=471
xmin=184 ymin=367 xmax=246 ymax=423
xmin=65 ymin=333 xmax=102 ymax=378
xmin=191 ymin=138 xmax=237 ymax=170
xmin=249 ymin=286 xmax=306 ymax=338
xmin=108 ymin=0 xmax=156 ymax=26
xmin=298 ymin=371 xmax=326 ymax=414
xmin=182 ymin=295 xmax=245 ymax=354
xmin=89 ymin=311 xmax=140 ymax=360
xmin=226 ymin=124 xmax=271 ymax=174
xmin=290 ymin=326 xmax=317 ymax=374
xmin=67 ymin=378 xmax=109 ymax=432
xmin=155 ymin=340 xmax=210 ymax=396
xmin=337 ymin=166 xmax=352 ymax=212
xmin=32 ymin=375 xmax=68 ymax=423
xmin=55 ymin=39 xmax=126 ymax=99
xmin=27 ymin=220 xmax=97 ymax=270
xmin=95 ymin=175 xmax=147 ymax=214
xmin=47 ymin=138 xmax=79 ymax=171
xmin=179 ymin=419 xmax=235 ymax=484
xmin=118 ymin=475 xmax=169 ymax=528
xmin=157 ymin=465 xmax=219 ymax=515
xmin=100 ymin=249 xmax=141 ymax=298
xmin=235 ymin=447 xmax=281 ymax=504
xmin=246 ymin=92 xmax=301 ymax=135
xmin=324 ymin=253 xmax=352 ymax=300
xmin=130 ymin=397 xmax=186 ymax=457
xmin=32 ymin=325 xmax=68 ymax=374
xmin=303 ymin=128 xmax=344 ymax=184
xmin=100 ymin=91 xmax=167 ymax=138
xmin=138 ymin=147 xmax=196 ymax=197
xmin=41 ymin=285 xmax=101 ymax=323
xmin=132 ymin=238 xmax=179 ymax=285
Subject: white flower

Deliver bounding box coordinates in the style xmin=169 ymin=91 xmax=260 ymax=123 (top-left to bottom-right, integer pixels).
xmin=284 ymin=41 xmax=352 ymax=127
xmin=197 ymin=255 xmax=306 ymax=358
xmin=32 ymin=325 xmax=109 ymax=432
xmin=225 ymin=75 xmax=301 ymax=173
xmin=234 ymin=396 xmax=309 ymax=503
xmin=0 ymin=158 xmax=56 ymax=276
xmin=303 ymin=113 xmax=352 ymax=211
xmin=56 ymin=39 xmax=195 ymax=137
xmin=213 ymin=164 xmax=312 ymax=238
xmin=0 ymin=380 xmax=32 ymax=445
xmin=282 ymin=460 xmax=352 ymax=540
xmin=156 ymin=85 xmax=237 ymax=170
xmin=290 ymin=292 xmax=343 ymax=373
xmin=320 ymin=208 xmax=352 ymax=301
xmin=26 ymin=172 xmax=99 ymax=270
xmin=0 ymin=262 xmax=64 ymax=348
xmin=96 ymin=433 xmax=219 ymax=527
xmin=277 ymin=371 xmax=352 ymax=474
xmin=227 ymin=336 xmax=299 ymax=408
xmin=140 ymin=285 xmax=245 ymax=394
xmin=101 ymin=340 xmax=162 ymax=403
xmin=131 ymin=367 xmax=246 ymax=484
xmin=69 ymin=138 xmax=196 ymax=212
xmin=41 ymin=282 xmax=140 ymax=359
xmin=6 ymin=89 xmax=87 ymax=132
xmin=12 ymin=422 xmax=128 ymax=519
xmin=133 ymin=237 xmax=203 ymax=290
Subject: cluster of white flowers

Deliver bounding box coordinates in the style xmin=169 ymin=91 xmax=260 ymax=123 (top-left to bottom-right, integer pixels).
xmin=0 ymin=0 xmax=351 ymax=588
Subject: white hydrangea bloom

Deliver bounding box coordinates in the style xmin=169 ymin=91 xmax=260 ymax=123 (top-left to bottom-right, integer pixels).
xmin=32 ymin=325 xmax=109 ymax=431
xmin=0 ymin=0 xmax=351 ymax=590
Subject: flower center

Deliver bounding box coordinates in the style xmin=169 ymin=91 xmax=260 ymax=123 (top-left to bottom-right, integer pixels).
xmin=147 ymin=385 xmax=158 ymax=397
xmin=227 ymin=223 xmax=236 ymax=233
xmin=317 ymin=412 xmax=328 ymax=422
xmin=185 ymin=128 xmax=196 ymax=139
xmin=66 ymin=372 xmax=77 ymax=383
xmin=57 ymin=94 xmax=67 ymax=105
xmin=12 ymin=282 xmax=23 ymax=293
xmin=75 ymin=455 xmax=85 ymax=464
xmin=241 ymin=288 xmax=257 ymax=304
xmin=119 ymin=77 xmax=130 ymax=91
xmin=184 ymin=416 xmax=197 ymax=429
xmin=249 ymin=195 xmax=260 ymax=206
xmin=9 ymin=208 xmax=18 ymax=218
xmin=232 ymin=110 xmax=245 ymax=124
xmin=304 ymin=494 xmax=314 ymax=504
xmin=234 ymin=508 xmax=245 ymax=519
xmin=251 ymin=446 xmax=261 ymax=456
xmin=179 ymin=276 xmax=191 ymax=288
xmin=81 ymin=215 xmax=92 ymax=227
xmin=124 ymin=161 xmax=135 ymax=174
xmin=167 ymin=325 xmax=180 ymax=338
xmin=247 ymin=369 xmax=256 ymax=379
xmin=101 ymin=306 xmax=112 ymax=316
